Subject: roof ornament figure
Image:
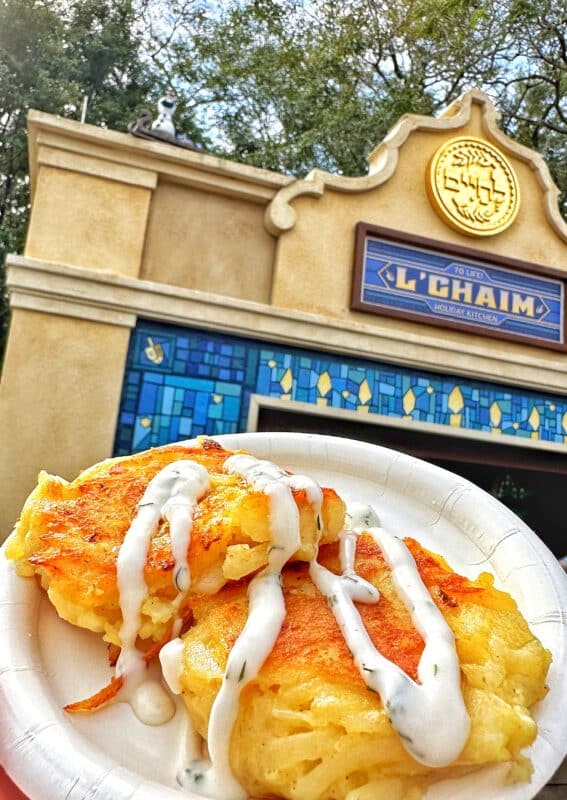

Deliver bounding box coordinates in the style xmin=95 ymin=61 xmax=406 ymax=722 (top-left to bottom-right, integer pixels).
xmin=152 ymin=92 xmax=177 ymax=137
xmin=128 ymin=92 xmax=203 ymax=153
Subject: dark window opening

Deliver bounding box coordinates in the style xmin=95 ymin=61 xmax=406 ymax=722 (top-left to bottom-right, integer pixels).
xmin=256 ymin=405 xmax=567 ymax=557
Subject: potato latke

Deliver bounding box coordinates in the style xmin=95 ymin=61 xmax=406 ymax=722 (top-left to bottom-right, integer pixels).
xmin=5 ymin=439 xmax=345 ymax=647
xmin=179 ymin=535 xmax=551 ymax=800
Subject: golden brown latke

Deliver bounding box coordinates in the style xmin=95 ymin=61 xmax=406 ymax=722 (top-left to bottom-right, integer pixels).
xmin=179 ymin=535 xmax=551 ymax=800
xmin=6 ymin=439 xmax=345 ymax=647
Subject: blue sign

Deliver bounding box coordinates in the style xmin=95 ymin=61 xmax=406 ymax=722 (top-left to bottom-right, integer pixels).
xmin=357 ymin=235 xmax=564 ymax=346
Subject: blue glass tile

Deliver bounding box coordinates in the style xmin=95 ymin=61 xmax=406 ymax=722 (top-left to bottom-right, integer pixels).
xmin=256 ymin=368 xmax=271 ymax=395
xmin=139 ymin=383 xmax=158 ymax=413
xmin=193 ymin=393 xmax=209 ymax=425
xmin=245 ymin=350 xmax=259 ymax=385
xmin=170 ymin=418 xmax=180 ymax=440
xmin=349 ymin=370 xmax=365 ymax=385
xmin=179 ymin=418 xmax=192 ymax=436
xmin=223 ymin=397 xmax=241 ymax=421
xmin=211 ymin=383 xmax=234 ymax=401
xmin=161 ymin=386 xmax=175 ymax=416
xmin=208 ymin=402 xmax=223 ymax=419
xmin=133 ymin=419 xmax=152 ymax=450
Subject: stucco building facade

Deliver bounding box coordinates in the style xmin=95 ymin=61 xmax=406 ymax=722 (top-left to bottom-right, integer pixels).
xmin=1 ymin=89 xmax=566 ymax=549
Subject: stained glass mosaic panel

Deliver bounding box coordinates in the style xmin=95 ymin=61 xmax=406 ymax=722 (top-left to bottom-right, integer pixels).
xmin=114 ymin=320 xmax=567 ymax=455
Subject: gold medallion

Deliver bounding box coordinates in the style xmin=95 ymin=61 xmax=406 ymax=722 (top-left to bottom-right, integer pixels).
xmin=427 ymin=136 xmax=520 ymax=237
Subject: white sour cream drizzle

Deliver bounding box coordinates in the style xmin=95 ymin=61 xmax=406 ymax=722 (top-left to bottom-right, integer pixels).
xmin=115 ymin=459 xmax=210 ymax=724
xmin=178 ymin=454 xmax=323 ymax=800
xmin=309 ymin=502 xmax=471 ymax=767
xmin=160 ymin=637 xmax=186 ymax=695
xmin=117 ymin=454 xmax=469 ymax=793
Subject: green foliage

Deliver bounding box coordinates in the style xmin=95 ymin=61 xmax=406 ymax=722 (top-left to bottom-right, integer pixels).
xmin=174 ymin=0 xmax=566 ymax=208
xmin=497 ymin=1 xmax=567 ymax=214
xmin=1 ymin=0 xmax=62 ymax=361
xmin=0 ymin=0 xmax=154 ymax=366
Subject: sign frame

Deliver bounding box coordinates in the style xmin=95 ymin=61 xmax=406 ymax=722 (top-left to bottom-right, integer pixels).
xmin=350 ymin=223 xmax=567 ymax=352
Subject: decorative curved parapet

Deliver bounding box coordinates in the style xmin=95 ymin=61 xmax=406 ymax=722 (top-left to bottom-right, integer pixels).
xmin=265 ymin=89 xmax=567 ymax=241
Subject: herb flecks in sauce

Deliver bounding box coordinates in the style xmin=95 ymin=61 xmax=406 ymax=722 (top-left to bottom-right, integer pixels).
xmin=115 ymin=460 xmax=209 ymax=724
xmin=310 ymin=504 xmax=470 ymax=769
xmin=118 ymin=456 xmax=469 ymax=798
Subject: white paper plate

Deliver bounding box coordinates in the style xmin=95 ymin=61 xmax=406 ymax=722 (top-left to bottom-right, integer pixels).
xmin=1 ymin=432 xmax=566 ymax=800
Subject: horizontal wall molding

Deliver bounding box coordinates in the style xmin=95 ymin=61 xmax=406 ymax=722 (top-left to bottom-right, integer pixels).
xmin=37 ymin=145 xmax=158 ymax=190
xmin=6 ymin=254 xmax=567 ymax=395
xmin=9 ymin=289 xmax=137 ymax=328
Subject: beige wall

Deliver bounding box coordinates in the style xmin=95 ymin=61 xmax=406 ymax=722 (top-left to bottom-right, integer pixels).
xmin=0 ymin=309 xmax=131 ymax=535
xmin=25 ymin=167 xmax=153 ymax=277
xmin=141 ymin=182 xmax=276 ymax=303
